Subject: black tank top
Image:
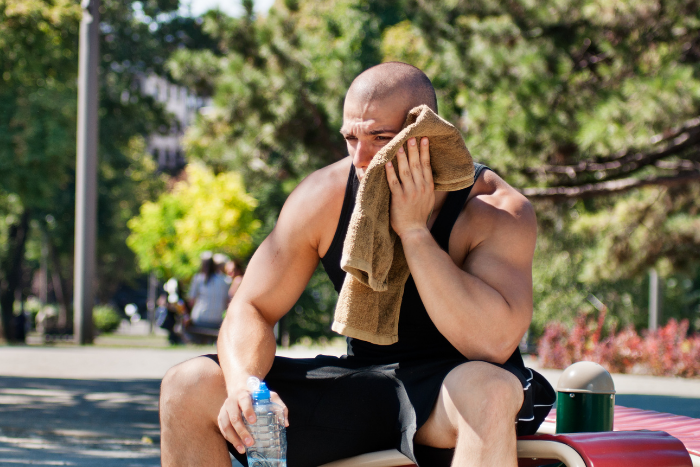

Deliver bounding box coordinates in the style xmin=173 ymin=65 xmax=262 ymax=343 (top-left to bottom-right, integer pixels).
xmin=321 ymin=162 xmax=493 ymax=363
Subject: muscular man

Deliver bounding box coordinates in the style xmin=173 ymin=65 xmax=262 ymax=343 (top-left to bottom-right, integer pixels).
xmin=160 ymin=62 xmax=555 ymax=467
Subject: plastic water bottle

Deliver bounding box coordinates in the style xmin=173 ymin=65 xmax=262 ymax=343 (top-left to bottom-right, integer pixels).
xmin=244 ymin=376 xmax=287 ymax=467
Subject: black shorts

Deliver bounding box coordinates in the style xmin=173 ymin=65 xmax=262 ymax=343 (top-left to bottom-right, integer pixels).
xmin=203 ymin=353 xmax=555 ymax=467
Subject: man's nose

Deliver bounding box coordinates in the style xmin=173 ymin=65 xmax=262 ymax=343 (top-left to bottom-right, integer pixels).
xmin=353 ymin=141 xmax=375 ymax=170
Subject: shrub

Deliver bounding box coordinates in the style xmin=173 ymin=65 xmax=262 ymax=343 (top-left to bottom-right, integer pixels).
xmin=538 ymin=309 xmax=700 ymax=378
xmin=93 ymin=305 xmax=122 ymax=334
xmin=23 ymin=297 xmax=44 ymax=330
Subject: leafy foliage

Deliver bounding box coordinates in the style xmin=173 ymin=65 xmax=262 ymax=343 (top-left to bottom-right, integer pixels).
xmin=538 ymin=309 xmax=700 ymax=377
xmin=93 ymin=304 xmax=122 ymax=334
xmin=4 ymin=0 xmax=699 ymax=343
xmin=0 ymin=0 xmax=213 ymax=341
xmin=127 ymin=164 xmax=260 ymax=280
xmin=170 ymin=0 xmax=700 ymax=343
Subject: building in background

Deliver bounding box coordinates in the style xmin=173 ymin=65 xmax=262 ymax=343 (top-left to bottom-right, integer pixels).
xmin=138 ymin=74 xmax=209 ymax=170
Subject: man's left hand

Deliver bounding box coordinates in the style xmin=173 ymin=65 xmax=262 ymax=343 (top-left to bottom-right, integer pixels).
xmin=385 ymin=137 xmax=434 ymax=238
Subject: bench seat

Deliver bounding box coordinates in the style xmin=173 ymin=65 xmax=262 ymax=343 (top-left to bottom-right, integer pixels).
xmin=319 ymin=405 xmax=699 ymax=467
xmin=542 ymin=405 xmax=700 ymax=467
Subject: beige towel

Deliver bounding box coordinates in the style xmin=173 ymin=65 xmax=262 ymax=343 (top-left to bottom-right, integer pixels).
xmin=331 ymin=105 xmax=475 ymax=345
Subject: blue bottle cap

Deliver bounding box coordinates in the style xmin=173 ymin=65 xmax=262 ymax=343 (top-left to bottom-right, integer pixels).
xmin=251 ymin=381 xmax=271 ymax=402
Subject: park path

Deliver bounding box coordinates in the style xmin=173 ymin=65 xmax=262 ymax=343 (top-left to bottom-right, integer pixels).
xmin=0 ymin=343 xmax=344 ymax=467
xmin=0 ymin=343 xmax=698 ymax=466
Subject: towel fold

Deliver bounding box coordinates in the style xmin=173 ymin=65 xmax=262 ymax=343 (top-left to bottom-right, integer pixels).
xmin=331 ymin=105 xmax=475 ymax=345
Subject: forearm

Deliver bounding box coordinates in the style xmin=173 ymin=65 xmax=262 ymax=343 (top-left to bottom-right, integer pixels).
xmin=217 ymin=298 xmax=278 ymax=396
xmin=400 ymin=228 xmax=523 ymax=363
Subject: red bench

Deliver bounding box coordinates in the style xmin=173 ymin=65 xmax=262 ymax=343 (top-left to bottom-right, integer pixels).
xmin=517 ymin=430 xmax=691 ymax=466
xmin=537 ymin=405 xmax=700 ymax=466
xmin=320 ymin=405 xmax=699 ymax=467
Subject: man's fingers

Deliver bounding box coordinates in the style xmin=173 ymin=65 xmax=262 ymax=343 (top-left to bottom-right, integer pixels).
xmin=395 ymin=146 xmax=415 ymax=192
xmin=218 ymin=407 xmax=246 ymax=454
xmin=406 ymin=137 xmax=424 ymax=185
xmin=238 ymin=392 xmax=255 ymax=424
xmin=270 ymin=391 xmax=289 ymax=427
xmin=227 ymin=403 xmax=255 ymax=449
xmin=385 ymin=161 xmax=401 ymax=192
xmin=420 ymin=137 xmax=433 ymax=186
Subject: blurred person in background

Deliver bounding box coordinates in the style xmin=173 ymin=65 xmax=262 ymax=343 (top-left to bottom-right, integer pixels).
xmin=155 ymin=293 xmax=182 ymax=345
xmin=162 ymin=278 xmax=190 ymax=343
xmin=213 ymin=253 xmax=230 ymax=274
xmin=186 ymin=252 xmax=231 ymax=332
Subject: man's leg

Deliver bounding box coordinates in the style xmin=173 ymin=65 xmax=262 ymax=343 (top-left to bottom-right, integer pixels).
xmin=160 ymin=356 xmax=232 ymax=467
xmin=414 ymin=361 xmax=524 ymax=466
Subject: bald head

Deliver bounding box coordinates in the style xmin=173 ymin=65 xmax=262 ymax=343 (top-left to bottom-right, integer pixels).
xmin=341 ymin=63 xmax=438 ymax=179
xmin=346 ymin=62 xmax=437 ymax=115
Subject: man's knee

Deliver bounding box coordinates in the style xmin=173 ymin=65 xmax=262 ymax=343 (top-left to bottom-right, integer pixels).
xmin=443 ymin=361 xmax=524 ymax=426
xmin=161 ymin=356 xmax=226 ymax=418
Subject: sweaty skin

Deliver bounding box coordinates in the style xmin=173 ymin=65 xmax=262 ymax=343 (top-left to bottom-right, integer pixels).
xmin=211 ymin=90 xmax=536 ymax=463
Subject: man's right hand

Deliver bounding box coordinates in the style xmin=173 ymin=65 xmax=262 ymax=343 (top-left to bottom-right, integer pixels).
xmin=217 ymin=388 xmax=289 ymax=455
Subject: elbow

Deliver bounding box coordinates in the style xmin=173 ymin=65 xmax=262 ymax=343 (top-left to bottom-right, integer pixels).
xmin=490 ymin=339 xmax=521 ymax=365
xmin=468 ymin=342 xmax=518 ymax=365
xmin=454 ymin=339 xmax=517 ymax=365
xmin=228 ymin=298 xmax=278 ymax=330
xmin=454 ymin=325 xmax=526 ymax=365
xmin=489 ymin=318 xmax=530 ymax=364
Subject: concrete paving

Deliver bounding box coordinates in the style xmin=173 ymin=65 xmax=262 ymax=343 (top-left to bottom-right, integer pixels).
xmin=0 ymin=342 xmax=346 ymax=467
xmin=0 ymin=342 xmax=698 ymax=466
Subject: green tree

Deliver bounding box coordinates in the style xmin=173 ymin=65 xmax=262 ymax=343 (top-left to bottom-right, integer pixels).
xmin=376 ymin=0 xmax=700 ymax=334
xmin=174 ymin=0 xmax=700 ymax=342
xmin=127 ymin=163 xmax=261 ymax=280
xmin=0 ymin=0 xmax=214 ymax=341
xmin=0 ymin=0 xmax=82 ymax=341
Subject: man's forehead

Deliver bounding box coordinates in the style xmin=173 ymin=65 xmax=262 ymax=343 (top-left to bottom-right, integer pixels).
xmin=340 ymin=118 xmax=399 ymax=135
xmin=341 ymin=96 xmax=407 ymax=135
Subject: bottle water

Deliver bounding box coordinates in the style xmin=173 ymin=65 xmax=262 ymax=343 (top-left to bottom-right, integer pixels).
xmin=244 ymin=376 xmax=287 ymax=467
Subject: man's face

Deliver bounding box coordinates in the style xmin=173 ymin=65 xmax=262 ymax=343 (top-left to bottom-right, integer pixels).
xmin=340 ymin=93 xmax=407 ymax=180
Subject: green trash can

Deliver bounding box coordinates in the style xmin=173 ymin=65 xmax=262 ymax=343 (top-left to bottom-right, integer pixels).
xmin=555 ymin=361 xmax=616 ymax=434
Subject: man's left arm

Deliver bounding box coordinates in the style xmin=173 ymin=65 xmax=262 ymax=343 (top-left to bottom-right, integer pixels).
xmin=386 ymin=137 xmax=535 ymax=364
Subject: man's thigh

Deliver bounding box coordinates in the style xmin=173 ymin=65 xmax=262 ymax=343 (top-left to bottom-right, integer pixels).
xmin=414 ymin=361 xmax=524 ymax=449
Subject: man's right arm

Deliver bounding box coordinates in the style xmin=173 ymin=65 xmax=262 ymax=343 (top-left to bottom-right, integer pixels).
xmin=214 ymin=163 xmax=346 ymax=454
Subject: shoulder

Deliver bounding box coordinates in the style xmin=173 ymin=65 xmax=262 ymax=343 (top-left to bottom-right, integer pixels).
xmin=276 ymin=157 xmax=352 ymax=252
xmin=469 ymin=169 xmax=536 ymax=230
xmin=284 ymin=157 xmax=350 ymax=212
xmin=452 ymin=168 xmax=536 ymax=263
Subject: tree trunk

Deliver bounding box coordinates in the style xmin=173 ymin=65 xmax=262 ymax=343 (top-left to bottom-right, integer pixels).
xmin=0 ymin=209 xmax=31 ymax=343
xmin=47 ymin=235 xmax=71 ymax=329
